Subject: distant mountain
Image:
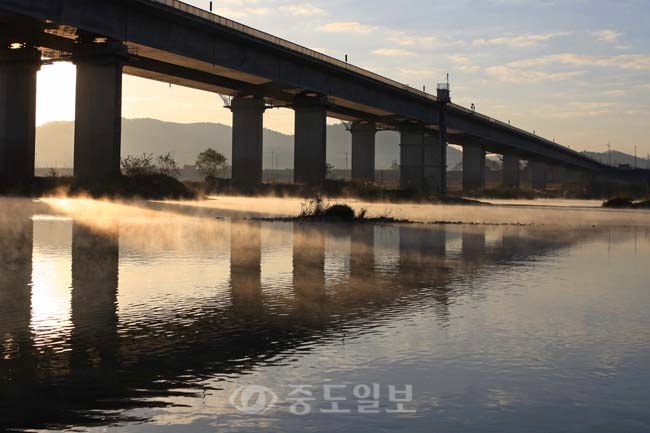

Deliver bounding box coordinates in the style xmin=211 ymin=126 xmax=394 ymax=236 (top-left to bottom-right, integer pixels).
xmin=35 ymin=118 xmax=463 ymax=170
xmin=581 ymin=150 xmax=649 ymax=169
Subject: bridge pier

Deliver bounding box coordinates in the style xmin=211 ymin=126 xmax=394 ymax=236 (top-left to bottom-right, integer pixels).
xmin=399 ymin=129 xmax=443 ymax=192
xmin=294 ymin=94 xmax=327 ymax=186
xmin=73 ymin=41 xmax=128 ymax=181
xmin=399 ymin=129 xmax=424 ymax=190
xmin=462 ymin=141 xmax=486 ymax=191
xmin=231 ymin=96 xmax=266 ymax=187
xmin=502 ymin=154 xmax=521 ymax=188
xmin=350 ymin=121 xmax=376 ymax=181
xmin=0 ymin=47 xmax=40 ymax=185
xmin=530 ymin=160 xmax=547 ymax=189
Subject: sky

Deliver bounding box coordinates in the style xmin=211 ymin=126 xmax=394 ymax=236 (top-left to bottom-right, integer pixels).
xmin=35 ymin=0 xmax=650 ymax=156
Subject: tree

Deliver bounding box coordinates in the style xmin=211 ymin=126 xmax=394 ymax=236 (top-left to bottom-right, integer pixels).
xmin=196 ymin=148 xmax=227 ymax=177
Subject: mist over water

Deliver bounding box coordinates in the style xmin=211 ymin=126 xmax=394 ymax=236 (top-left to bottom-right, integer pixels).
xmin=1 ymin=197 xmax=649 ymax=432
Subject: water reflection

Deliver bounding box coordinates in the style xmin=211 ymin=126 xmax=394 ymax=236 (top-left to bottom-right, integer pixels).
xmin=0 ymin=202 xmax=647 ymax=431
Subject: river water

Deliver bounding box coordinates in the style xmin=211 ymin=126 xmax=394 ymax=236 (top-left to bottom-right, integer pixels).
xmin=1 ymin=197 xmax=649 ymax=432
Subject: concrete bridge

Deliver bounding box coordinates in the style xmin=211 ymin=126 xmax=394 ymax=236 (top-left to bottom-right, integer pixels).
xmin=0 ymin=0 xmax=618 ymax=191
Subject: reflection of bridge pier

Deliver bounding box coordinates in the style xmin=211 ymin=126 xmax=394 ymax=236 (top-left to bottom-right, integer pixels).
xmin=292 ymin=223 xmax=326 ymax=317
xmin=399 ymin=226 xmax=446 ymax=263
xmin=0 ymin=217 xmax=35 ymax=377
xmin=229 ymin=221 xmax=263 ymax=313
xmin=70 ymin=222 xmax=119 ymax=371
xmin=349 ymin=225 xmax=376 ymax=281
xmin=399 ymin=225 xmax=450 ymax=317
xmin=462 ymin=231 xmax=487 ymax=260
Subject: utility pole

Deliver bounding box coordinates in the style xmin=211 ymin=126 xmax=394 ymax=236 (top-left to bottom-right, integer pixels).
xmin=271 ymin=151 xmax=275 ymax=170
xmin=344 ymin=152 xmax=350 ymax=170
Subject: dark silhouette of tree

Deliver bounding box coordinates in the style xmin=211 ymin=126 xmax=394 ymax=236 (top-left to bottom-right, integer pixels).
xmin=196 ymin=148 xmax=227 ymax=177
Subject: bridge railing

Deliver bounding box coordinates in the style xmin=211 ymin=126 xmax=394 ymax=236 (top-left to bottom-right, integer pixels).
xmin=148 ymin=0 xmax=434 ymax=100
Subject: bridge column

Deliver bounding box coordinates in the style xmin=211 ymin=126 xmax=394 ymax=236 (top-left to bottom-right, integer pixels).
xmin=502 ymin=154 xmax=521 ymax=188
xmin=350 ymin=121 xmax=376 ymax=180
xmin=400 ymin=128 xmax=443 ymax=192
xmin=400 ymin=129 xmax=424 ymax=190
xmin=424 ymin=132 xmax=444 ymax=193
xmin=530 ymin=160 xmax=547 ymax=189
xmin=462 ymin=141 xmax=486 ymax=191
xmin=294 ymin=94 xmax=327 ymax=186
xmin=231 ymin=96 xmax=266 ymax=187
xmin=73 ymin=40 xmax=128 ymax=181
xmin=0 ymin=46 xmax=40 ymax=185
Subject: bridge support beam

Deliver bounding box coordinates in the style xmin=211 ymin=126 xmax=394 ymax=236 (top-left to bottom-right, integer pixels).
xmin=399 ymin=129 xmax=443 ymax=192
xmin=0 ymin=47 xmax=40 ymax=185
xmin=73 ymin=41 xmax=127 ymax=181
xmin=350 ymin=121 xmax=376 ymax=181
xmin=530 ymin=160 xmax=547 ymax=189
xmin=462 ymin=142 xmax=486 ymax=191
xmin=294 ymin=95 xmax=327 ymax=186
xmin=502 ymin=154 xmax=521 ymax=188
xmin=231 ymin=96 xmax=266 ymax=187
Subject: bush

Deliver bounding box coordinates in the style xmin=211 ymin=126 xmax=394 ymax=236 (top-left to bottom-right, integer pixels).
xmin=121 ymin=153 xmax=155 ymax=176
xmin=323 ymin=204 xmax=355 ymax=220
xmin=156 ymin=152 xmax=179 ymax=176
xmin=299 ymin=195 xmax=356 ymax=220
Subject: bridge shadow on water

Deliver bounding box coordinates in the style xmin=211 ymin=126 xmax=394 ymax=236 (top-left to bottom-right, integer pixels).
xmin=0 ymin=200 xmax=610 ymax=431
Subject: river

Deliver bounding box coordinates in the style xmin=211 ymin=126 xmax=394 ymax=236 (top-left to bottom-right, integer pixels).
xmin=1 ymin=197 xmax=649 ymax=432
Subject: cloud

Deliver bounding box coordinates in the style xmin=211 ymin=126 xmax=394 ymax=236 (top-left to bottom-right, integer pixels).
xmin=486 ymin=65 xmax=584 ymax=83
xmin=448 ymin=55 xmax=481 ymax=72
xmin=507 ymin=53 xmax=650 ymax=70
xmin=592 ymin=29 xmax=622 ymax=43
xmin=279 ymin=4 xmax=326 ymax=16
xmin=473 ymin=32 xmax=570 ymax=48
xmin=372 ymin=48 xmax=415 ymax=56
xmin=543 ymin=101 xmax=617 ymax=119
xmin=316 ymin=21 xmax=376 ymax=34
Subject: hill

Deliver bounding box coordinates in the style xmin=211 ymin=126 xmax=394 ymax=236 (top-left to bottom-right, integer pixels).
xmin=35 ymin=118 xmax=463 ymax=170
xmin=581 ymin=150 xmax=649 ymax=169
